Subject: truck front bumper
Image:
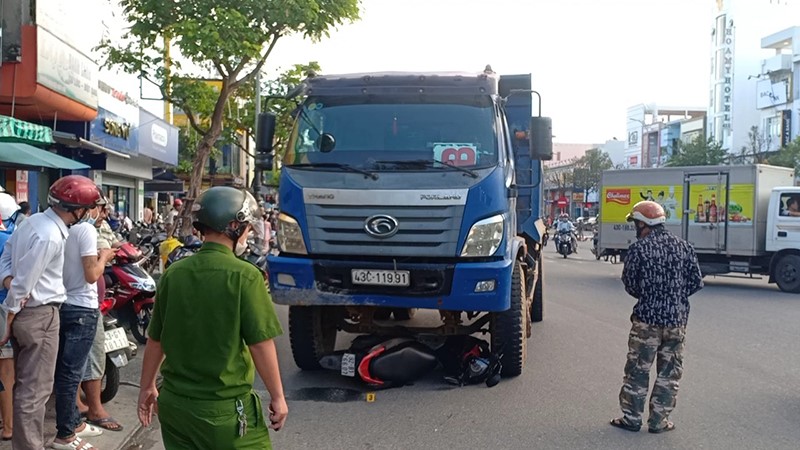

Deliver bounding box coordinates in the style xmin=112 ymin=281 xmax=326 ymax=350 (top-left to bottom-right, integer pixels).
xmin=267 ymin=255 xmax=513 ymax=312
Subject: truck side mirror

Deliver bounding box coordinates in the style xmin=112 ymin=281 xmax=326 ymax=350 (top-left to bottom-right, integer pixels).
xmin=255 ymin=113 xmax=277 ymax=170
xmin=529 ymin=117 xmax=553 ymax=160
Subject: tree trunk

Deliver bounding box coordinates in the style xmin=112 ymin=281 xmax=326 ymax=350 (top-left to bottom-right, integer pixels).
xmin=177 ymin=86 xmax=231 ymax=237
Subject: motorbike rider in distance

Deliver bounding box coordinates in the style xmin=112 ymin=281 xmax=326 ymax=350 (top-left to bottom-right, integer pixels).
xmin=556 ymin=213 xmax=578 ymax=253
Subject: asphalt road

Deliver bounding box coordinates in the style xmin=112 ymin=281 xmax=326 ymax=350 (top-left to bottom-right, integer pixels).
xmin=130 ymin=247 xmax=800 ymax=450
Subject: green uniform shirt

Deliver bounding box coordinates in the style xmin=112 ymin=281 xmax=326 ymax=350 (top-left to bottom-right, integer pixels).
xmin=149 ymin=242 xmax=282 ymax=400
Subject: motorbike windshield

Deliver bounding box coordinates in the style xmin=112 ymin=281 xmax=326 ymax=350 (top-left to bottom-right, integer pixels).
xmin=284 ymin=95 xmax=498 ymax=171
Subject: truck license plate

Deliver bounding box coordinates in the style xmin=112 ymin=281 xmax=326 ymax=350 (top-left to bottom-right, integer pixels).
xmin=351 ymin=269 xmax=410 ymax=287
xmin=104 ymin=328 xmax=129 ymax=353
xmin=341 ymin=353 xmax=356 ymax=377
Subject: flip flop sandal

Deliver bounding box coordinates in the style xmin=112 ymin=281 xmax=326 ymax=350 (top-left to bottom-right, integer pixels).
xmin=649 ymin=422 xmax=676 ymax=434
xmin=609 ymin=417 xmax=641 ymax=432
xmin=75 ymin=423 xmax=103 ymax=438
xmin=87 ymin=417 xmax=124 ymax=432
xmin=50 ymin=436 xmax=96 ymax=450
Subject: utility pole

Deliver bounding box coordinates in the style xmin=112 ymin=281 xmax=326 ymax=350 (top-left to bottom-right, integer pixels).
xmin=252 ymin=70 xmax=262 ymax=194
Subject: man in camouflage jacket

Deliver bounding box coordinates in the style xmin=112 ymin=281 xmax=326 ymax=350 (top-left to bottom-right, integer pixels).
xmin=611 ymin=201 xmax=703 ymax=434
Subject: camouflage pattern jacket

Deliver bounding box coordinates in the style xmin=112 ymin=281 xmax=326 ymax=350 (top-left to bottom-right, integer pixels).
xmin=621 ymin=227 xmax=703 ymax=327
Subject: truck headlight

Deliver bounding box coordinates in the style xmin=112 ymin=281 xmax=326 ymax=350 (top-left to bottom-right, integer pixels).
xmin=460 ymin=214 xmax=504 ymax=257
xmin=277 ymin=213 xmax=308 ymax=255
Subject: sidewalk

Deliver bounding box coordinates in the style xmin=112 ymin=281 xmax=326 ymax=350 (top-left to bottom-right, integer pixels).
xmin=0 ymin=384 xmax=145 ymax=450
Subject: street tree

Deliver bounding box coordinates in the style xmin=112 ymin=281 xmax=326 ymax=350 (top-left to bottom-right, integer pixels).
xmin=98 ymin=0 xmax=360 ymax=236
xmin=573 ymin=148 xmax=612 ymax=191
xmin=666 ymin=135 xmax=727 ymax=167
xmin=736 ymin=125 xmax=773 ymax=164
xmin=768 ymin=136 xmax=800 ymax=171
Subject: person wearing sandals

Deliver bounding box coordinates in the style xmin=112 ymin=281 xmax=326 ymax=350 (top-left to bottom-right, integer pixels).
xmin=0 ymin=176 xmax=102 ymax=450
xmin=75 ymin=199 xmax=124 ymax=433
xmin=610 ymin=201 xmax=703 ymax=434
xmin=138 ymin=187 xmax=288 ymax=449
xmin=51 ymin=193 xmax=116 ymax=450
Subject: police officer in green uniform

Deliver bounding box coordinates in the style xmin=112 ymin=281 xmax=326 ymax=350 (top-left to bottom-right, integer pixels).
xmin=137 ymin=187 xmax=288 ymax=449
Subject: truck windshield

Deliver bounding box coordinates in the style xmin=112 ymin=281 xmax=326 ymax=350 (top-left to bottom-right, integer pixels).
xmin=284 ymin=96 xmax=498 ymax=171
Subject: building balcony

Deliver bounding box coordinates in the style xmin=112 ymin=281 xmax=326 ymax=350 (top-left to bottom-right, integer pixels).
xmin=762 ymin=54 xmax=793 ymax=74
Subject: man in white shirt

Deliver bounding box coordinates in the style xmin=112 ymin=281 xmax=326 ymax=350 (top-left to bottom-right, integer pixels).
xmin=52 ymin=201 xmax=115 ymax=450
xmin=0 ymin=175 xmax=102 ymax=450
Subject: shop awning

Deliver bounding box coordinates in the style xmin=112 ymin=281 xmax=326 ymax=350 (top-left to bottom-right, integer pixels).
xmin=52 ymin=131 xmax=131 ymax=159
xmin=0 ymin=116 xmax=54 ymax=145
xmin=0 ymin=142 xmax=90 ymax=170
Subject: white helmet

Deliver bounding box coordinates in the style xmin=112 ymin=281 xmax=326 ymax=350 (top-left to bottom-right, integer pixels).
xmin=626 ymin=201 xmax=666 ymax=226
xmin=0 ymin=193 xmax=20 ymax=222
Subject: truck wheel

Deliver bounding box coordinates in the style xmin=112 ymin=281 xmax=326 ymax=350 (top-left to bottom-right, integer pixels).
xmin=491 ymin=261 xmax=526 ymax=377
xmin=288 ymin=306 xmax=338 ymax=370
xmin=531 ymin=258 xmax=544 ymax=323
xmin=774 ymin=254 xmax=800 ymax=293
xmin=100 ymin=355 xmax=120 ymax=404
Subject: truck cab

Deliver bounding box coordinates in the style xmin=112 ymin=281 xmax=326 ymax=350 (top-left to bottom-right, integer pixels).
xmin=265 ymin=68 xmax=552 ymax=376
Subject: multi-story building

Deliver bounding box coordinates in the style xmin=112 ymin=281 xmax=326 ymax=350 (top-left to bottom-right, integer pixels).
xmin=0 ymin=0 xmax=177 ymax=218
xmin=708 ymin=0 xmax=800 ymax=153
xmin=625 ymin=104 xmax=707 ymax=168
xmin=755 ymin=26 xmax=799 ymax=152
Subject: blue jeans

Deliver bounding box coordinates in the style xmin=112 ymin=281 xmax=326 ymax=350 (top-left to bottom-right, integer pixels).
xmin=55 ymin=303 xmax=98 ymax=439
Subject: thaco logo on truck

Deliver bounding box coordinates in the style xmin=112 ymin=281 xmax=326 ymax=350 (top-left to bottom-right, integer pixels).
xmin=606 ymin=188 xmax=631 ymax=205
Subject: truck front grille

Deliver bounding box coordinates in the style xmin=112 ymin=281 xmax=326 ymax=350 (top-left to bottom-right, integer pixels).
xmin=305 ymin=204 xmax=464 ymax=257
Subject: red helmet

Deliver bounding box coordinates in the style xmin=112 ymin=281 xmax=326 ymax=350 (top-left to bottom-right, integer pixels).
xmin=626 ymin=201 xmax=666 ymax=226
xmin=48 ymin=175 xmax=102 ymax=211
xmin=173 ymin=198 xmax=183 ymax=208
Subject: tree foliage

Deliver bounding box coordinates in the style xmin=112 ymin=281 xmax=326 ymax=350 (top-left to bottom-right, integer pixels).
xmin=573 ymin=148 xmax=612 ymax=191
xmin=98 ymin=0 xmax=360 ymax=236
xmin=735 ymin=125 xmax=773 ymax=164
xmin=666 ymin=135 xmax=727 ymax=167
xmin=768 ymin=136 xmax=800 ymax=171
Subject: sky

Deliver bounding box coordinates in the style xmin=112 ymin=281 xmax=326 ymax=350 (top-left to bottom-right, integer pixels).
xmin=264 ymin=0 xmax=714 ymax=144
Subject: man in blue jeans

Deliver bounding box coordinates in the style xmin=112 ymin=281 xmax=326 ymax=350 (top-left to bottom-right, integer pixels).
xmin=52 ymin=196 xmax=116 ymax=450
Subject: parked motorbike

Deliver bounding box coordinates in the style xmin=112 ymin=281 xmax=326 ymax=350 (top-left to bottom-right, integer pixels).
xmin=99 ymin=297 xmax=137 ymax=403
xmin=105 ymin=242 xmax=157 ymax=344
xmin=555 ymin=229 xmax=574 ymax=258
xmin=542 ymin=228 xmax=549 ymax=247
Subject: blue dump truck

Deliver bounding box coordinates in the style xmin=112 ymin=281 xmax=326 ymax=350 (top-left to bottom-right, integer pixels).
xmin=264 ymin=67 xmax=552 ymax=377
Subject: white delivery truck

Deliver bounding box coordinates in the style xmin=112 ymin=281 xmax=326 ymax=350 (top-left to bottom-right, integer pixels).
xmin=597 ymin=164 xmax=800 ymax=293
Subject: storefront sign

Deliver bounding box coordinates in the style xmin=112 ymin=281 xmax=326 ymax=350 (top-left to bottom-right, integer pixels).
xmin=756 ymin=80 xmax=788 ymax=109
xmin=15 ymin=171 xmax=28 ymax=203
xmin=90 ymin=107 xmax=139 ymax=154
xmin=36 ymin=27 xmax=98 ymax=108
xmin=138 ymin=109 xmax=179 ymax=165
xmin=782 ymin=109 xmax=793 ymax=147
xmin=572 ymin=192 xmax=585 ymax=203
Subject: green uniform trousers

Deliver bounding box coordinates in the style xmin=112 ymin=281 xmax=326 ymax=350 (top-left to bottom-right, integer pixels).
xmin=158 ymin=389 xmax=272 ymax=450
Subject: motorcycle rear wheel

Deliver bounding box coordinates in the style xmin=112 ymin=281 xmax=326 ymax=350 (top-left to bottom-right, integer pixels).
xmin=130 ymin=303 xmax=153 ymax=344
xmin=100 ymin=355 xmax=120 ymax=404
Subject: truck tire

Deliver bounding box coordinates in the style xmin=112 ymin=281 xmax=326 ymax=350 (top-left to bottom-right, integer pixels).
xmin=774 ymin=254 xmax=800 ymax=293
xmin=100 ymin=355 xmax=120 ymax=404
xmin=491 ymin=261 xmax=526 ymax=377
xmin=531 ymin=258 xmax=544 ymax=323
xmin=288 ymin=306 xmax=338 ymax=370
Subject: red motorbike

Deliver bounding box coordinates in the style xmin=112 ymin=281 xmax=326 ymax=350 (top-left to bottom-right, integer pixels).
xmin=104 ymin=242 xmax=157 ymax=344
